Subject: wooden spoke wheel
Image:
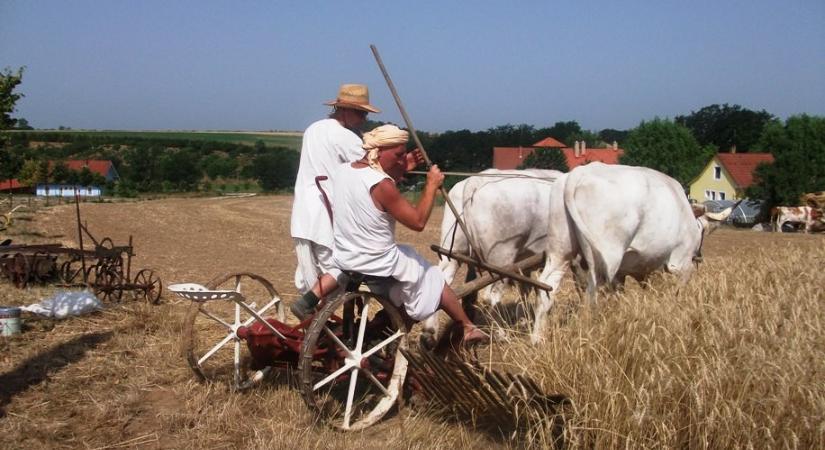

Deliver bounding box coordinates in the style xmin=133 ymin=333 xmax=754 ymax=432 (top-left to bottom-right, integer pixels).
xmin=182 ymin=272 xmax=285 ymax=389
xmin=89 ymin=266 xmax=123 ymax=302
xmin=299 ymin=291 xmax=408 ymax=431
xmin=134 ymin=269 xmax=162 ymax=304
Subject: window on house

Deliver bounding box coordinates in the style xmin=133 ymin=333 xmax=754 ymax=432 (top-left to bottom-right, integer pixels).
xmin=719 ymin=192 xmax=726 ymax=200
xmin=714 ymin=165 xmax=721 ymax=180
xmin=705 ymin=190 xmax=711 ymax=200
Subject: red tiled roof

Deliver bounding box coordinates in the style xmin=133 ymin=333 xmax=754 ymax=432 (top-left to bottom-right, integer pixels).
xmin=62 ymin=160 xmax=114 ymax=177
xmin=561 ymin=147 xmax=624 ymax=169
xmin=493 ymin=147 xmax=537 ymax=170
xmin=532 ymin=137 xmax=566 ymax=148
xmin=715 ymin=152 xmax=774 ymax=188
xmin=493 ymin=146 xmax=624 ymax=170
xmin=0 ymin=179 xmax=27 ymax=190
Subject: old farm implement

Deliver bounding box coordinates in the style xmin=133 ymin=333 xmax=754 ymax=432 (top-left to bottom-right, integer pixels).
xmin=0 ymin=194 xmax=161 ymax=303
xmin=170 ymin=252 xmax=567 ymax=432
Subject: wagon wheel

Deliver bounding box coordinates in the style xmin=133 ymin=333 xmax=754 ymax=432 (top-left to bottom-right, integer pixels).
xmin=31 ymin=252 xmax=57 ymax=283
xmin=299 ymin=291 xmax=408 ymax=431
xmin=59 ymin=260 xmax=78 ymax=283
xmin=10 ymin=253 xmax=30 ymax=288
xmin=89 ymin=266 xmax=123 ymax=302
xmin=134 ymin=269 xmax=162 ymax=304
xmin=182 ymin=272 xmax=285 ymax=389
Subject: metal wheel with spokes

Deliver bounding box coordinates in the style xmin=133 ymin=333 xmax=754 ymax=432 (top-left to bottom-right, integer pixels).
xmin=299 ymin=291 xmax=408 ymax=431
xmin=181 ymin=272 xmax=285 ymax=389
xmin=134 ymin=269 xmax=162 ymax=304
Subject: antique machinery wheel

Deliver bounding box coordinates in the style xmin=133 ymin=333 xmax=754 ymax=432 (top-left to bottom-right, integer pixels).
xmin=10 ymin=253 xmax=30 ymax=288
xmin=89 ymin=266 xmax=123 ymax=302
xmin=182 ymin=272 xmax=285 ymax=389
xmin=59 ymin=260 xmax=80 ymax=283
xmin=134 ymin=269 xmax=162 ymax=304
xmin=299 ymin=291 xmax=408 ymax=431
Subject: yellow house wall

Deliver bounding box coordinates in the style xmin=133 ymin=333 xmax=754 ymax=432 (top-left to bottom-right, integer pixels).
xmin=689 ymin=157 xmax=740 ymax=201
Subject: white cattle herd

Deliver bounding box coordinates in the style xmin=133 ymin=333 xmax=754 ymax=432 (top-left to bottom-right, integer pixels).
xmin=426 ymin=163 xmax=735 ymax=343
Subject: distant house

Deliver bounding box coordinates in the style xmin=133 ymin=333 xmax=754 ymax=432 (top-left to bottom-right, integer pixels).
xmin=0 ymin=179 xmax=30 ymax=194
xmin=61 ymin=160 xmax=120 ymax=182
xmin=688 ymin=152 xmax=774 ymax=201
xmin=36 ymin=184 xmax=102 ymax=197
xmin=493 ymin=138 xmax=624 ymax=170
xmin=36 ymin=159 xmax=119 ymax=198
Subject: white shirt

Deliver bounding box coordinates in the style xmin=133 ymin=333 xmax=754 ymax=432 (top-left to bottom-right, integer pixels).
xmin=332 ymin=164 xmax=397 ymax=276
xmin=290 ymin=118 xmax=365 ymax=247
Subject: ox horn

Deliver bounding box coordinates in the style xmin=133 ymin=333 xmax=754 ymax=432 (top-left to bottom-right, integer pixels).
xmin=705 ymin=207 xmax=732 ymax=222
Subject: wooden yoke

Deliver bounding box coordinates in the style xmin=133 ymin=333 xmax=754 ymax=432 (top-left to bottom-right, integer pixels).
xmin=370 ymin=45 xmax=486 ymax=263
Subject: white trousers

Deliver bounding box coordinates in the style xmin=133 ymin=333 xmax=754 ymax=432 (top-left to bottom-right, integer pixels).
xmin=293 ymin=238 xmax=343 ymax=294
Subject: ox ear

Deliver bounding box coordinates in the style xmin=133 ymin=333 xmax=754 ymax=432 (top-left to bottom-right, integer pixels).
xmin=691 ymin=203 xmax=706 ymax=218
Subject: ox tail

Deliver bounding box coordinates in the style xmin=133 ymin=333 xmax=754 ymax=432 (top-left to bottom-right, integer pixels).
xmin=563 ymin=173 xmax=610 ymax=292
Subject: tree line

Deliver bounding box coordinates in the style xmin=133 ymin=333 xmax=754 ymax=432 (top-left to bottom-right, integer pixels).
xmin=0 ymin=132 xmax=299 ymax=196
xmin=2 ymin=66 xmax=822 ymax=208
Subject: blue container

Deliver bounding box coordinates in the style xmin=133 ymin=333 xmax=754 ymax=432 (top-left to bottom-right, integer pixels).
xmin=0 ymin=306 xmax=22 ymax=336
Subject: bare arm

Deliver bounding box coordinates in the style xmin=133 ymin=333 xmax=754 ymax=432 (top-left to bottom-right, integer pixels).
xmin=372 ymin=165 xmax=444 ymax=232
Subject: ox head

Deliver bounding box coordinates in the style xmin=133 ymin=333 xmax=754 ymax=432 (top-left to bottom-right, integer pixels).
xmin=692 ymin=205 xmax=734 ymax=264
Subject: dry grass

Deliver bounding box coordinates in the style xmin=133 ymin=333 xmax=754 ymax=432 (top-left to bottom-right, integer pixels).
xmin=1 ymin=196 xmax=823 ymax=449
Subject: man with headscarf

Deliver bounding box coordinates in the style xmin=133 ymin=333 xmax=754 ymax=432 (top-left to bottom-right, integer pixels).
xmin=329 ymin=125 xmax=486 ymax=345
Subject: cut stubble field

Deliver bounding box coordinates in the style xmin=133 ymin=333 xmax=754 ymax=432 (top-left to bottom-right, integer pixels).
xmin=0 ymin=196 xmax=823 ymax=449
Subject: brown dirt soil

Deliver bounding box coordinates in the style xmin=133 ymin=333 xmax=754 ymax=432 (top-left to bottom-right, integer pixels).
xmin=1 ymin=195 xmax=823 ymax=449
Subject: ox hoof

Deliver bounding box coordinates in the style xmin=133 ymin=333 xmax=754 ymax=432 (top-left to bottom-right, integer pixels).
xmin=419 ymin=330 xmax=437 ymax=350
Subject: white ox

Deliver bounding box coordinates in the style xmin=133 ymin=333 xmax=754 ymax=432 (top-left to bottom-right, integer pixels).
xmin=531 ymin=163 xmax=731 ymax=343
xmin=424 ymin=169 xmax=561 ymax=340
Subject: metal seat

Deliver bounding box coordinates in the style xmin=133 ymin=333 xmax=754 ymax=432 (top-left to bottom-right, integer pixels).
xmin=342 ymin=271 xmax=394 ymax=293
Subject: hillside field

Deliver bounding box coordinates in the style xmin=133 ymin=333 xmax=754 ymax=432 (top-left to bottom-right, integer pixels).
xmin=8 ymin=129 xmax=304 ymax=150
xmin=0 ymin=196 xmax=823 ymax=449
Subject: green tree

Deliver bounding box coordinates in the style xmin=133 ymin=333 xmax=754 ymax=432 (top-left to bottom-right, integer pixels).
xmin=675 ymin=103 xmax=774 ymax=152
xmin=159 ymin=149 xmax=201 ymax=190
xmin=51 ymin=162 xmax=71 ymax=183
xmin=537 ymin=121 xmax=582 ymax=146
xmin=15 ymin=118 xmax=33 ymax=130
xmin=1 ymin=67 xmax=25 ymax=130
xmin=598 ymin=128 xmax=629 ymax=145
xmin=567 ymin=130 xmax=601 ymax=147
xmin=0 ymin=146 xmax=23 ymax=181
xmin=17 ymin=159 xmax=49 ymax=186
xmin=519 ymin=148 xmax=570 ymax=172
xmin=200 ymin=154 xmax=238 ymax=179
xmin=748 ymin=115 xmax=825 ymax=208
xmin=620 ymin=118 xmax=714 ymax=186
xmin=248 ymin=150 xmax=299 ymax=191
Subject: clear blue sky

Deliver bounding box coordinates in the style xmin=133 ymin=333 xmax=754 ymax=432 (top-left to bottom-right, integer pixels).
xmin=2 ymin=0 xmax=823 ymax=133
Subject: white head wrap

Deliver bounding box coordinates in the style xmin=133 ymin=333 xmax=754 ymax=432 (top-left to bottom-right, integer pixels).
xmin=362 ymin=125 xmax=409 ymax=173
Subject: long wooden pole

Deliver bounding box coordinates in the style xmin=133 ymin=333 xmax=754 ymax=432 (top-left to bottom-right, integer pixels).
xmin=370 ymin=44 xmax=485 ymax=262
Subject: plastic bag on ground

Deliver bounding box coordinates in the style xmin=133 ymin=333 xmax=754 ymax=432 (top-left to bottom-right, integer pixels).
xmin=21 ymin=290 xmax=103 ymax=319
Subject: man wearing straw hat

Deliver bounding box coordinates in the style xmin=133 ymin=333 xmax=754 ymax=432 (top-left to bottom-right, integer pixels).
xmin=290 ymin=84 xmax=379 ymax=310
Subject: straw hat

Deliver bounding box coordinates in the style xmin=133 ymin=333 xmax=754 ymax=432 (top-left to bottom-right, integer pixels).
xmin=324 ymin=84 xmax=380 ymax=113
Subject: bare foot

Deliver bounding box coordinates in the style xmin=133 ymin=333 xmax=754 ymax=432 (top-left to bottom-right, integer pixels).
xmin=462 ymin=326 xmax=489 ymax=347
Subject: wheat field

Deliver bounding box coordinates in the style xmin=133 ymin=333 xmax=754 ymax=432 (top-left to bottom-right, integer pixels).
xmin=0 ymin=196 xmax=822 ymax=449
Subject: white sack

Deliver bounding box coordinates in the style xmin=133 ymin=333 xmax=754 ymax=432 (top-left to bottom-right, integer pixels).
xmin=21 ymin=290 xmax=103 ymax=319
